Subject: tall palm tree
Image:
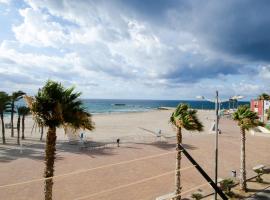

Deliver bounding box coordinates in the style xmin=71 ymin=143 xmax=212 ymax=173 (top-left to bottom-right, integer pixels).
xmin=233 ymin=105 xmax=260 ymax=191
xmin=258 ymin=93 xmax=270 ymax=100
xmin=10 ymin=91 xmax=25 ymax=137
xmin=0 ymin=92 xmax=11 ymax=144
xmin=170 ymin=104 xmax=203 ymax=200
xmin=19 ymin=106 xmax=30 ymax=140
xmin=29 ymin=80 xmax=94 ymax=200
xmin=17 ymin=107 xmax=22 ymax=145
xmin=17 ymin=106 xmax=30 ymax=144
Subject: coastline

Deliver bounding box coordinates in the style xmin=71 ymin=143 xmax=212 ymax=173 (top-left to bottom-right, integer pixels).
xmin=1 ymin=109 xmax=216 ymax=143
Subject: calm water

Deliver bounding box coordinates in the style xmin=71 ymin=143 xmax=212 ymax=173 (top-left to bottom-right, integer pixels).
xmin=15 ymin=98 xmax=249 ymax=114
xmin=82 ymin=99 xmax=250 ymax=114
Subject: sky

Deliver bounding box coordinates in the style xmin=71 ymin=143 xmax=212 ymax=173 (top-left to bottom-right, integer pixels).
xmin=0 ymin=0 xmax=270 ymax=100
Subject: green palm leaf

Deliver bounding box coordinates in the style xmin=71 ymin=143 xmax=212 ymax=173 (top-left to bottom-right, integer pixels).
xmin=170 ymin=103 xmax=203 ymax=131
xmin=233 ymin=105 xmax=260 ymax=130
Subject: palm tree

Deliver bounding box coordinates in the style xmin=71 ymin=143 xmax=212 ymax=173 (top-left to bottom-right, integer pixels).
xmin=258 ymin=93 xmax=270 ymax=100
xmin=17 ymin=106 xmax=30 ymax=144
xmin=17 ymin=107 xmax=21 ymax=145
xmin=10 ymin=91 xmax=25 ymax=137
xmin=0 ymin=92 xmax=11 ymax=144
xmin=29 ymin=80 xmax=94 ymax=200
xmin=233 ymin=105 xmax=260 ymax=191
xmin=19 ymin=106 xmax=30 ymax=140
xmin=170 ymin=104 xmax=203 ymax=200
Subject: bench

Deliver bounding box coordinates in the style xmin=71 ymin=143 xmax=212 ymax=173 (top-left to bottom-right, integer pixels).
xmin=253 ymin=164 xmax=265 ymax=172
xmin=253 ymin=165 xmax=265 ymax=182
xmin=5 ymin=123 xmax=11 ymax=129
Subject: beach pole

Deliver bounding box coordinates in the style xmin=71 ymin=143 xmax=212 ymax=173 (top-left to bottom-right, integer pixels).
xmin=214 ymin=91 xmax=219 ymax=200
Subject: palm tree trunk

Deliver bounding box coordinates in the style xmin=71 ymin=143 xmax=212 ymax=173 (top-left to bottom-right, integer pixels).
xmin=11 ymin=101 xmax=14 ymax=137
xmin=44 ymin=126 xmax=57 ymax=200
xmin=1 ymin=113 xmax=5 ymax=144
xmin=22 ymin=115 xmax=25 ymax=140
xmin=17 ymin=115 xmax=20 ymax=145
xmin=175 ymin=127 xmax=182 ymax=200
xmin=40 ymin=126 xmax=44 ymax=141
xmin=240 ymin=127 xmax=247 ymax=191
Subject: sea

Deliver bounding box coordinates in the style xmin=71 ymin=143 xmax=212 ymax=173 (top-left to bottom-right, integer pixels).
xmin=81 ymin=99 xmax=250 ymax=114
xmin=15 ymin=99 xmax=249 ymax=115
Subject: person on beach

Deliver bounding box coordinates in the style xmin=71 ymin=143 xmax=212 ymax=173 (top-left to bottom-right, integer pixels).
xmin=117 ymin=138 xmax=120 ymax=147
xmin=80 ymin=133 xmax=84 ymax=147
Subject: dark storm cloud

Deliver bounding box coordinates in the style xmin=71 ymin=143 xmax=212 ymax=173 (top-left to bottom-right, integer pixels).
xmin=108 ymin=0 xmax=191 ymax=27
xmin=116 ymin=0 xmax=187 ymax=18
xmin=160 ymin=58 xmax=243 ymax=83
xmin=191 ymin=0 xmax=270 ymax=62
xmin=115 ymin=0 xmax=270 ymax=62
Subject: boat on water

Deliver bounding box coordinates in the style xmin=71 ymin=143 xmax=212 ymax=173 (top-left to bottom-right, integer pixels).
xmin=113 ymin=103 xmax=126 ymax=106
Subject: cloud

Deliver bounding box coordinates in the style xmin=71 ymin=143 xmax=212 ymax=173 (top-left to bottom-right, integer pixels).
xmin=13 ymin=7 xmax=68 ymax=47
xmin=0 ymin=0 xmax=269 ymax=99
xmin=0 ymin=0 xmax=10 ymax=4
xmin=188 ymin=0 xmax=270 ymax=62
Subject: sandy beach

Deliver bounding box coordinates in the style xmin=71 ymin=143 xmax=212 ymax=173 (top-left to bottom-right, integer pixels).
xmin=0 ymin=109 xmax=270 ymax=200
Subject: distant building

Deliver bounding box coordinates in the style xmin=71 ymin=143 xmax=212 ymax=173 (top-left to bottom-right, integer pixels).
xmin=250 ymin=99 xmax=270 ymax=122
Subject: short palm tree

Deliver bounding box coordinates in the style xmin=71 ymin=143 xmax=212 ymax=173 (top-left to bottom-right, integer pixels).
xmin=29 ymin=80 xmax=94 ymax=200
xmin=233 ymin=105 xmax=260 ymax=191
xmin=0 ymin=92 xmax=11 ymax=144
xmin=19 ymin=106 xmax=30 ymax=140
xmin=17 ymin=106 xmax=30 ymax=144
xmin=10 ymin=91 xmax=25 ymax=137
xmin=170 ymin=104 xmax=203 ymax=200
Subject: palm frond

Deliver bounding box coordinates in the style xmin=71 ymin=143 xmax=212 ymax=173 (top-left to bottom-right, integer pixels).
xmin=170 ymin=103 xmax=203 ymax=132
xmin=233 ymin=105 xmax=260 ymax=130
xmin=11 ymin=91 xmax=25 ymax=101
xmin=0 ymin=91 xmax=11 ymax=113
xmin=29 ymin=80 xmax=95 ymax=131
xmin=17 ymin=106 xmax=30 ymax=116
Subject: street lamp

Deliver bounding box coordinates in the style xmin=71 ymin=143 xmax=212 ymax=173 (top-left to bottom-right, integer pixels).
xmin=196 ymin=93 xmax=244 ymax=199
xmin=230 ymin=95 xmax=245 ymax=109
xmin=196 ymin=92 xmax=219 ymax=200
xmin=196 ymin=96 xmax=205 ymax=110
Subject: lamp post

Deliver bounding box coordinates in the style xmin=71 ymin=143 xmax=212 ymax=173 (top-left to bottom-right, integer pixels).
xmin=196 ymin=93 xmax=244 ymax=199
xmin=196 ymin=92 xmax=219 ymax=200
xmin=230 ymin=95 xmax=244 ymax=110
xmin=196 ymin=95 xmax=205 ymax=110
xmin=214 ymin=91 xmax=219 ymax=200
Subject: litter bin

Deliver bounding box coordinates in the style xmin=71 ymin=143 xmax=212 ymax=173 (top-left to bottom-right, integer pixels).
xmin=231 ymin=170 xmax=236 ymax=178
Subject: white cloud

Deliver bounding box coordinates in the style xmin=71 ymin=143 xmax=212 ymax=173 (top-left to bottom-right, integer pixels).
xmin=0 ymin=0 xmax=266 ymax=99
xmin=0 ymin=0 xmax=10 ymax=4
xmin=13 ymin=7 xmax=68 ymax=47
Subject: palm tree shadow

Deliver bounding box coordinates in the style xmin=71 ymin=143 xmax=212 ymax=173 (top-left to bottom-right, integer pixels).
xmin=0 ymin=145 xmax=49 ymax=162
xmin=134 ymin=141 xmax=197 ymax=151
xmin=0 ymin=140 xmax=119 ymax=163
xmin=57 ymin=141 xmax=118 ymax=158
xmin=82 ymin=147 xmax=116 ymax=158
